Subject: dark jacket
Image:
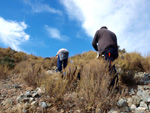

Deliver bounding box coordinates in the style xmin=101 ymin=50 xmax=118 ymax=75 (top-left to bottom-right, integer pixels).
xmin=92 ymin=28 xmax=118 ymax=54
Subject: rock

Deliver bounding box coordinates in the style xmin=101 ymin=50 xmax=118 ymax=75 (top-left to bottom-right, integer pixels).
xmin=36 ymin=87 xmax=45 ymax=94
xmin=121 ymin=106 xmax=130 ymax=112
xmin=40 ymin=102 xmax=47 ymax=108
xmin=137 ymin=90 xmax=150 ymax=102
xmin=31 ymin=101 xmax=38 ymax=106
xmin=25 ymin=91 xmax=32 ymax=97
xmin=23 ymin=98 xmax=30 ymax=103
xmin=143 ymin=85 xmax=150 ymax=90
xmin=46 ymin=70 xmax=56 ymax=74
xmin=132 ymin=96 xmax=141 ymax=106
xmin=129 ymin=88 xmax=136 ymax=95
xmin=130 ymin=104 xmax=137 ymax=111
xmin=136 ymin=107 xmax=147 ymax=113
xmin=32 ymin=92 xmax=40 ymax=98
xmin=127 ymin=97 xmax=133 ymax=106
xmin=17 ymin=94 xmax=24 ymax=103
xmin=13 ymin=84 xmax=21 ymax=89
xmin=117 ymin=98 xmax=128 ymax=107
xmin=29 ymin=97 xmax=35 ymax=102
xmin=139 ymin=101 xmax=148 ymax=110
xmin=145 ymin=97 xmax=150 ymax=104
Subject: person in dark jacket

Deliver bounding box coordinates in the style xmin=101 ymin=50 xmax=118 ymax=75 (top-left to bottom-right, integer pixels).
xmin=56 ymin=48 xmax=69 ymax=72
xmin=92 ymin=26 xmax=118 ymax=90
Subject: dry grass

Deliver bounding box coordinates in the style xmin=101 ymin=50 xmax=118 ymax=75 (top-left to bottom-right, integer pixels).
xmin=14 ymin=57 xmax=57 ymax=87
xmin=116 ymin=52 xmax=149 ymax=72
xmin=74 ymin=58 xmax=119 ymax=112
xmin=1 ymin=47 xmax=150 ymax=112
xmin=0 ymin=65 xmax=10 ymax=79
xmin=115 ymin=52 xmax=150 ymax=87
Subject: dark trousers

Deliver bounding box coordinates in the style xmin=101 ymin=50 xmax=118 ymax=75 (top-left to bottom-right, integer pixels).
xmin=103 ymin=48 xmax=118 ymax=89
xmin=57 ymin=55 xmax=68 ymax=72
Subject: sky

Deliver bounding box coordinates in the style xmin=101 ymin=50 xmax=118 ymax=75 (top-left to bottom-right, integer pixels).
xmin=0 ymin=0 xmax=150 ymax=58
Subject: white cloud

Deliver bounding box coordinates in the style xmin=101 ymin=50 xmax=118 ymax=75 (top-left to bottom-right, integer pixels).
xmin=0 ymin=17 xmax=30 ymax=51
xmin=24 ymin=0 xmax=62 ymax=15
xmin=45 ymin=25 xmax=68 ymax=41
xmin=61 ymin=0 xmax=150 ymax=55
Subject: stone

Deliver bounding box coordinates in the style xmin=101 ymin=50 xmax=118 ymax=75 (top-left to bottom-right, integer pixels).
xmin=136 ymin=107 xmax=147 ymax=113
xmin=17 ymin=94 xmax=24 ymax=103
xmin=130 ymin=104 xmax=137 ymax=111
xmin=13 ymin=84 xmax=21 ymax=89
xmin=31 ymin=101 xmax=38 ymax=106
xmin=25 ymin=91 xmax=32 ymax=97
xmin=137 ymin=90 xmax=150 ymax=102
xmin=40 ymin=102 xmax=47 ymax=108
xmin=36 ymin=87 xmax=45 ymax=94
xmin=23 ymin=98 xmax=30 ymax=103
xmin=132 ymin=96 xmax=141 ymax=106
xmin=32 ymin=93 xmax=40 ymax=98
xmin=127 ymin=97 xmax=133 ymax=106
xmin=29 ymin=97 xmax=35 ymax=102
xmin=139 ymin=101 xmax=148 ymax=110
xmin=117 ymin=98 xmax=128 ymax=107
xmin=129 ymin=88 xmax=135 ymax=95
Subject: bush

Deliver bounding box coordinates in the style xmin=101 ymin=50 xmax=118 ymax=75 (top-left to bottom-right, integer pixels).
xmin=0 ymin=65 xmax=10 ymax=79
xmin=116 ymin=52 xmax=150 ymax=72
xmin=75 ymin=59 xmax=119 ymax=112
xmin=0 ymin=56 xmax=15 ymax=69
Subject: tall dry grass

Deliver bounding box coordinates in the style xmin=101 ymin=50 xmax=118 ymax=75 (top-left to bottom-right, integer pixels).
xmin=116 ymin=52 xmax=150 ymax=72
xmin=0 ymin=65 xmax=10 ymax=79
xmin=75 ymin=58 xmax=119 ymax=112
xmin=14 ymin=57 xmax=57 ymax=87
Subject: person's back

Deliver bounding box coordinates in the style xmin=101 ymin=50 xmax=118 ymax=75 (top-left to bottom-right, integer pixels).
xmin=56 ymin=48 xmax=69 ymax=72
xmin=92 ymin=27 xmax=118 ymax=55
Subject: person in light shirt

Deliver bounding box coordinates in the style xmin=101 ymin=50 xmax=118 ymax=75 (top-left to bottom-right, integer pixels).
xmin=56 ymin=48 xmax=69 ymax=72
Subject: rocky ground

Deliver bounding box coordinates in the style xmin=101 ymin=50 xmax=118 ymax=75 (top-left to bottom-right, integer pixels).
xmin=1 ymin=71 xmax=150 ymax=113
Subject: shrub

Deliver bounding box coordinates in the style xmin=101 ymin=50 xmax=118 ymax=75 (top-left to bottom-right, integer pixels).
xmin=116 ymin=52 xmax=145 ymax=72
xmin=13 ymin=52 xmax=27 ymax=62
xmin=75 ymin=59 xmax=119 ymax=112
xmin=0 ymin=65 xmax=10 ymax=79
xmin=0 ymin=56 xmax=15 ymax=69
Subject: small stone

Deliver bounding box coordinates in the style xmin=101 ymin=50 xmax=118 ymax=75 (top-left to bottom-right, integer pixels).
xmin=32 ymin=93 xmax=40 ymax=98
xmin=25 ymin=91 xmax=32 ymax=97
xmin=40 ymin=102 xmax=47 ymax=108
xmin=117 ymin=98 xmax=128 ymax=107
xmin=31 ymin=101 xmax=38 ymax=106
xmin=13 ymin=84 xmax=21 ymax=89
xmin=130 ymin=104 xmax=136 ymax=111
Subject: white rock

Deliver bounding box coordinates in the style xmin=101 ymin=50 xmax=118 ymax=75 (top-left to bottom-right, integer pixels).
xmin=117 ymin=98 xmax=128 ymax=107
xmin=31 ymin=101 xmax=38 ymax=106
xmin=130 ymin=104 xmax=137 ymax=111
xmin=36 ymin=87 xmax=45 ymax=94
xmin=139 ymin=101 xmax=148 ymax=110
xmin=127 ymin=98 xmax=133 ymax=106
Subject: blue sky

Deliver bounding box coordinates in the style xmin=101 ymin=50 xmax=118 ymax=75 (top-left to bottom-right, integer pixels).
xmin=0 ymin=0 xmax=150 ymax=57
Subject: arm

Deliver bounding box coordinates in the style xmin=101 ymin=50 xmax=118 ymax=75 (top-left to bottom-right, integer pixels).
xmin=56 ymin=49 xmax=61 ymax=57
xmin=92 ymin=32 xmax=98 ymax=51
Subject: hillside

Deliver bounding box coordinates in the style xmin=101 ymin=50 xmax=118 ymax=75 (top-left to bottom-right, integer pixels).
xmin=0 ymin=47 xmax=150 ymax=113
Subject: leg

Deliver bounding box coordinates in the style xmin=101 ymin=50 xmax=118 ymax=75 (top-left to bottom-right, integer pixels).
xmin=57 ymin=55 xmax=62 ymax=72
xmin=63 ymin=58 xmax=68 ymax=69
xmin=103 ymin=48 xmax=118 ymax=89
